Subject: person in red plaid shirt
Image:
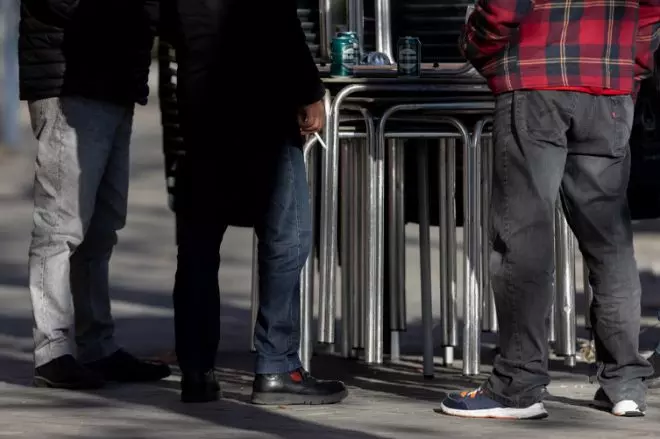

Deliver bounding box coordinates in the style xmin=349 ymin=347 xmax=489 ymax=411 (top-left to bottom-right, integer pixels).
xmin=439 ymin=0 xmax=660 ymax=420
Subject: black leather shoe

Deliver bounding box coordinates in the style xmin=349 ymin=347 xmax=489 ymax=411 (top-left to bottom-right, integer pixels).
xmin=181 ymin=370 xmax=221 ymax=403
xmin=34 ymin=355 xmax=105 ymax=390
xmin=86 ymin=349 xmax=171 ymax=383
xmin=251 ymin=368 xmax=347 ymax=405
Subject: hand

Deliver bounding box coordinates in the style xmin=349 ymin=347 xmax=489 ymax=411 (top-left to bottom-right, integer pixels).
xmin=298 ymin=100 xmax=325 ymax=135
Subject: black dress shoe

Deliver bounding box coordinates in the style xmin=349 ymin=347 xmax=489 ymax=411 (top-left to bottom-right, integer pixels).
xmin=251 ymin=368 xmax=348 ymax=405
xmin=181 ymin=370 xmax=221 ymax=403
xmin=86 ymin=349 xmax=171 ymax=382
xmin=34 ymin=355 xmax=105 ymax=390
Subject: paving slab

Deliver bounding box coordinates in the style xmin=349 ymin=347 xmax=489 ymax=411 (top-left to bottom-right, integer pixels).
xmin=1 ymin=72 xmax=660 ymax=438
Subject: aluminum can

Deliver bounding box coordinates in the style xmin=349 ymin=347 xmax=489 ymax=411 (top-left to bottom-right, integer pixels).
xmin=331 ymin=33 xmax=359 ymax=76
xmin=397 ymin=36 xmax=421 ymax=77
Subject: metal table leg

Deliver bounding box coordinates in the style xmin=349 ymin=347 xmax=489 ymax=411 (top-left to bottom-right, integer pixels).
xmin=554 ymin=205 xmax=577 ymax=367
xmin=365 ymin=120 xmax=382 ymax=365
xmin=549 ymin=300 xmax=557 ymax=343
xmin=439 ymin=138 xmax=459 ymax=365
xmin=481 ymin=135 xmax=497 ymax=333
xmin=353 ymin=143 xmax=366 ymax=355
xmin=387 ymin=139 xmax=407 ymax=362
xmin=417 ymin=142 xmax=435 ymax=378
xmin=299 ymin=142 xmax=318 ymax=370
xmin=340 ymin=140 xmax=353 ymax=358
xmin=318 ymin=91 xmax=337 ymax=346
xmin=463 ymin=119 xmax=487 ymax=376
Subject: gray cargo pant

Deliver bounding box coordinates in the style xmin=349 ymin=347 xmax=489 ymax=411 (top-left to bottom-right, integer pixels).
xmin=28 ymin=96 xmax=133 ymax=367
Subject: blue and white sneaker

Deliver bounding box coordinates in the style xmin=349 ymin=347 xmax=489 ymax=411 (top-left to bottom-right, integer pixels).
xmin=591 ymin=388 xmax=645 ymax=417
xmin=436 ymin=388 xmax=548 ymax=419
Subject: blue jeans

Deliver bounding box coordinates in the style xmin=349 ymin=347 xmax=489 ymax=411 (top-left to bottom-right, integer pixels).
xmin=172 ymin=134 xmax=311 ymax=374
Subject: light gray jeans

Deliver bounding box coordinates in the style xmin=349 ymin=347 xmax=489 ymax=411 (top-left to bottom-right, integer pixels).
xmin=28 ymin=96 xmax=134 ymax=367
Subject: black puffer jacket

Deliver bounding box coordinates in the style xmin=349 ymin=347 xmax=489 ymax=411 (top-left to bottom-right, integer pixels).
xmin=19 ymin=0 xmax=158 ymax=105
xmin=163 ymin=0 xmax=325 ymax=225
xmin=169 ymin=0 xmax=325 ymax=127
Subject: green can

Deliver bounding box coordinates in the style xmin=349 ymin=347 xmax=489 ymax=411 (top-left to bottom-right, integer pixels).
xmin=340 ymin=31 xmax=361 ymax=65
xmin=331 ymin=33 xmax=359 ymax=77
xmin=397 ymin=36 xmax=421 ymax=77
xmin=337 ymin=31 xmax=359 ymax=46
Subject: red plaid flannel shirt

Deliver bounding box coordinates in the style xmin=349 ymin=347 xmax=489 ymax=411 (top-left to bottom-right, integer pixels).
xmin=460 ymin=0 xmax=660 ymax=95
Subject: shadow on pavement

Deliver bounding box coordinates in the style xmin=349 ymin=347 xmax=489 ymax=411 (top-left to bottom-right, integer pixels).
xmin=0 ymin=140 xmax=658 ymax=436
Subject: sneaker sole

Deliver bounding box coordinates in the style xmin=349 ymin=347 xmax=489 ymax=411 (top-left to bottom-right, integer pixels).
xmin=436 ymin=402 xmax=548 ymax=420
xmin=592 ymin=399 xmax=645 ymax=417
xmin=33 ymin=376 xmax=104 ymax=390
xmin=612 ymin=411 xmax=645 ymax=417
xmin=251 ymin=389 xmax=348 ymax=406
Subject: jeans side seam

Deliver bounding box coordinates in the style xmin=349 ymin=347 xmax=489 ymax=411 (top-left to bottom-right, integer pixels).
xmin=493 ymin=93 xmax=524 ymax=407
xmin=288 ymin=146 xmax=301 ymax=371
xmin=38 ymin=255 xmax=49 ymax=362
xmin=53 ymin=99 xmax=66 ymax=231
xmin=509 ymin=97 xmax=522 ymax=373
xmin=37 ymin=99 xmax=67 ymax=363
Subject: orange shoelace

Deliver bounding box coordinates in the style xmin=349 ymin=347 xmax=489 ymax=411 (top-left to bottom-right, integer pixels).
xmin=459 ymin=389 xmax=482 ymax=399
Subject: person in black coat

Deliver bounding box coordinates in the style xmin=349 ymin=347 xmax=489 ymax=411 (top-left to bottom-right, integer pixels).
xmin=19 ymin=0 xmax=171 ymax=389
xmin=164 ymin=0 xmax=348 ymax=404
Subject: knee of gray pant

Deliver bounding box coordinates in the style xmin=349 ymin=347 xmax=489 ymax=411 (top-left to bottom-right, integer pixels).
xmin=30 ymin=229 xmax=84 ymax=255
xmin=493 ymin=231 xmax=555 ymax=282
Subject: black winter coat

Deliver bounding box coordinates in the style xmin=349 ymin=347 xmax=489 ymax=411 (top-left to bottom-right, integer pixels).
xmin=162 ymin=0 xmax=325 ymax=225
xmin=19 ymin=0 xmax=157 ymax=105
xmin=164 ymin=0 xmax=324 ymax=126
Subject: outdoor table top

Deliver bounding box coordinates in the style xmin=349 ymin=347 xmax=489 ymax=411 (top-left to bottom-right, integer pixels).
xmin=318 ymin=63 xmax=487 ymax=85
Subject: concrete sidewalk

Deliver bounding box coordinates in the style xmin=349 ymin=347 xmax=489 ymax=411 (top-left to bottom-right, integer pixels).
xmin=0 ymin=355 xmax=658 ymax=439
xmin=1 ymin=83 xmax=660 ymax=438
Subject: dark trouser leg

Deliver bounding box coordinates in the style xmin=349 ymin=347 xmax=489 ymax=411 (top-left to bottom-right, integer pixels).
xmin=173 ymin=157 xmax=227 ymax=374
xmin=253 ymin=139 xmax=312 ymax=374
xmin=560 ymin=95 xmax=652 ymax=405
xmin=74 ymin=105 xmax=134 ymax=364
xmin=484 ymin=91 xmax=571 ymax=407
